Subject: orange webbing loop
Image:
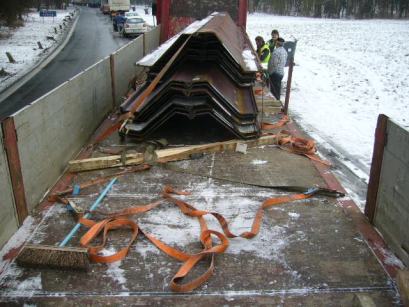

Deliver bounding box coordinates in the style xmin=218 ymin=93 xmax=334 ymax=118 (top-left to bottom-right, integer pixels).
xmin=261 ymin=114 xmax=290 ymax=130
xmin=276 ymin=130 xmax=331 ymax=166
xmin=76 ymin=185 xmax=318 ymax=292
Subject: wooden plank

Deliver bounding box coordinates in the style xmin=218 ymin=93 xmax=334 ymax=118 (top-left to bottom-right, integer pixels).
xmin=156 ymin=135 xmax=278 ymax=163
xmin=68 ymin=135 xmax=278 ymax=172
xmin=68 ymin=152 xmax=144 ymax=172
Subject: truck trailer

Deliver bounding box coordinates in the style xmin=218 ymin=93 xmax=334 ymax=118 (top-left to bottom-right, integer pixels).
xmin=0 ymin=1 xmax=408 ymax=305
xmin=108 ymin=0 xmax=130 ymax=15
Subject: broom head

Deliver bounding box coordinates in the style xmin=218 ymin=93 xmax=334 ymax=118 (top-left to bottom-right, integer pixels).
xmin=16 ymin=244 xmax=90 ymax=271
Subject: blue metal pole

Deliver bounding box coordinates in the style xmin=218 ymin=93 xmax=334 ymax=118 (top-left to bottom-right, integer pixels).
xmin=58 ymin=177 xmax=117 ymax=247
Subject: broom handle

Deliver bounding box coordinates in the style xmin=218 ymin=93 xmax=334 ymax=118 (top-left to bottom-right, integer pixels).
xmin=59 ymin=177 xmax=118 ymax=247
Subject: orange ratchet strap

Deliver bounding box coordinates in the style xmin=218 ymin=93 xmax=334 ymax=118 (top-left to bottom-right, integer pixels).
xmin=261 ymin=114 xmax=290 ymax=130
xmin=76 ymin=185 xmax=319 ymax=292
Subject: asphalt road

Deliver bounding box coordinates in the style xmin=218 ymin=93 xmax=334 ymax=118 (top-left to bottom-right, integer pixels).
xmin=0 ymin=6 xmax=129 ymax=120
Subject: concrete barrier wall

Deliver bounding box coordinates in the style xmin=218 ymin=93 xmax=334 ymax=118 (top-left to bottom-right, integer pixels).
xmin=111 ymin=36 xmax=144 ymax=106
xmin=0 ymin=129 xmax=19 ymax=248
xmin=374 ymin=119 xmax=409 ymax=266
xmin=144 ymin=25 xmax=161 ymax=55
xmin=13 ymin=57 xmax=113 ymax=211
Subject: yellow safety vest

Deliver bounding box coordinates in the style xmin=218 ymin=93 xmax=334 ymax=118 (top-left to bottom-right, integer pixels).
xmin=258 ymin=43 xmax=271 ymax=64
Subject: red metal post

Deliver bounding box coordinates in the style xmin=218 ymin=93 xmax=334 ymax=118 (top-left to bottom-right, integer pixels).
xmin=1 ymin=117 xmax=28 ymax=225
xmin=159 ymin=0 xmax=171 ymax=43
xmin=238 ymin=0 xmax=248 ymax=29
xmin=365 ymin=114 xmax=388 ymax=223
xmin=283 ymin=58 xmax=294 ymax=115
xmin=156 ymin=0 xmax=162 ymax=24
xmin=110 ymin=54 xmax=117 ymax=108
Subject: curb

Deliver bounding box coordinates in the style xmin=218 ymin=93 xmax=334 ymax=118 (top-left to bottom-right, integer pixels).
xmin=0 ymin=9 xmax=80 ymax=105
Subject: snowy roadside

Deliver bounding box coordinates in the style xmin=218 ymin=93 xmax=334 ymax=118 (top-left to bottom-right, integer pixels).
xmin=131 ymin=5 xmax=156 ymax=26
xmin=0 ymin=7 xmax=77 ymax=94
xmin=247 ymin=14 xmax=409 ymax=208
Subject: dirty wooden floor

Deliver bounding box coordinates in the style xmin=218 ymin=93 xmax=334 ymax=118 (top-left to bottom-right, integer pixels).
xmin=0 ymin=95 xmax=401 ymax=306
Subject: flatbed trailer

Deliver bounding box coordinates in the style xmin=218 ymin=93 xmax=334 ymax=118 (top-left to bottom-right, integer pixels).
xmin=0 ymin=3 xmax=407 ymax=305
xmin=0 ymin=92 xmax=403 ymax=305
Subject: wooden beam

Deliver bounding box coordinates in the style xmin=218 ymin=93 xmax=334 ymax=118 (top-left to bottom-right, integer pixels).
xmin=68 ymin=135 xmax=279 ymax=173
xmin=68 ymin=152 xmax=144 ymax=173
xmin=156 ymin=135 xmax=279 ymax=163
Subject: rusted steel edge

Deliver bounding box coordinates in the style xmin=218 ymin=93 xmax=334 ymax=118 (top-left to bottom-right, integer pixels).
xmin=1 ymin=117 xmax=28 ymax=225
xmin=159 ymin=0 xmax=171 ymax=43
xmin=238 ymin=0 xmax=248 ymax=28
xmin=283 ymin=58 xmax=294 ymax=115
xmin=286 ymin=120 xmax=399 ymax=279
xmin=365 ymin=114 xmax=388 ymax=223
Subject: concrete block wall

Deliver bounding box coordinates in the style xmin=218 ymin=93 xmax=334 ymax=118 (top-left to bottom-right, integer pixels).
xmin=374 ymin=119 xmax=409 ymax=266
xmin=13 ymin=57 xmax=113 ymax=211
xmin=0 ymin=129 xmax=19 ymax=248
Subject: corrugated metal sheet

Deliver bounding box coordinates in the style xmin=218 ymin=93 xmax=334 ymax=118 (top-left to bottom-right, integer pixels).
xmin=122 ymin=13 xmax=260 ymax=140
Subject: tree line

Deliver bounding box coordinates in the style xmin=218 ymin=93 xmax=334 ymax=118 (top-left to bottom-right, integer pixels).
xmin=251 ymin=0 xmax=409 ymax=18
xmin=0 ymin=0 xmax=67 ymax=27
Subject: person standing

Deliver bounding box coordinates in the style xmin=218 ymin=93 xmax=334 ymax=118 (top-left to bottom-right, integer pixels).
xmin=255 ymin=36 xmax=271 ymax=65
xmin=268 ymin=37 xmax=288 ymax=101
xmin=268 ymin=29 xmax=280 ymax=53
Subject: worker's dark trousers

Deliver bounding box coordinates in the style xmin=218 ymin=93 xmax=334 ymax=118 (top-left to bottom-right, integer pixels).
xmin=269 ymin=73 xmax=284 ymax=100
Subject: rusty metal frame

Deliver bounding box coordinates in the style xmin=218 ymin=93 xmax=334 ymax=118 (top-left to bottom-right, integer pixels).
xmin=237 ymin=0 xmax=248 ymax=29
xmin=365 ymin=114 xmax=388 ymax=223
xmin=1 ymin=117 xmax=28 ymax=225
xmin=283 ymin=58 xmax=294 ymax=115
xmin=110 ymin=54 xmax=117 ymax=108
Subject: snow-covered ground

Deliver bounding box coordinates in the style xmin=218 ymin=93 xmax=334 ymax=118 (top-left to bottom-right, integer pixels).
xmin=0 ymin=8 xmax=75 ymax=92
xmin=247 ymin=14 xmax=409 ymax=205
xmin=130 ymin=5 xmax=156 ymax=26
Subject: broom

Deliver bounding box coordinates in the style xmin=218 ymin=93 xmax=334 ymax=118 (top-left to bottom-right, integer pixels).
xmin=16 ymin=178 xmax=118 ymax=271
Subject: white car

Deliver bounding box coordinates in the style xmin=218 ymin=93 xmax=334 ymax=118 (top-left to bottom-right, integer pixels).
xmin=121 ymin=16 xmax=148 ymax=37
xmin=125 ymin=11 xmax=139 ymax=18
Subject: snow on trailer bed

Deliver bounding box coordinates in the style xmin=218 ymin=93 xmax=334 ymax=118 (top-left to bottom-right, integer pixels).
xmin=0 ymin=103 xmax=402 ymax=305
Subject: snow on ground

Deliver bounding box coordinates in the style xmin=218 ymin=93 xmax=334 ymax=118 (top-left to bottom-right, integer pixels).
xmin=247 ymin=14 xmax=409 ymax=191
xmin=0 ymin=8 xmax=75 ymax=92
xmin=130 ymin=5 xmax=155 ymax=26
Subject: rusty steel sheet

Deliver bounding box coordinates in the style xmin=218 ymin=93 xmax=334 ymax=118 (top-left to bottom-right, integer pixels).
xmin=196 ymin=13 xmax=258 ymax=73
xmin=123 ymin=12 xmax=261 ymax=141
xmin=124 ymin=106 xmax=259 ymax=140
xmin=123 ymin=62 xmax=257 ymax=116
xmin=137 ymin=13 xmax=260 ymax=74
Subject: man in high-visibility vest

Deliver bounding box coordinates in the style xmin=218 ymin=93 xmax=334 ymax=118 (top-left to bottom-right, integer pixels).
xmin=255 ymin=36 xmax=271 ymax=65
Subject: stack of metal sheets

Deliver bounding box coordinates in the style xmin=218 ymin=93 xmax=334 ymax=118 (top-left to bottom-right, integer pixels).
xmin=121 ymin=13 xmax=261 ymax=140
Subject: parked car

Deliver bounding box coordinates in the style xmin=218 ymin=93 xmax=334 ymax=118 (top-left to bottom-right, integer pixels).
xmin=124 ymin=11 xmax=139 ymax=18
xmin=121 ymin=16 xmax=148 ymax=37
